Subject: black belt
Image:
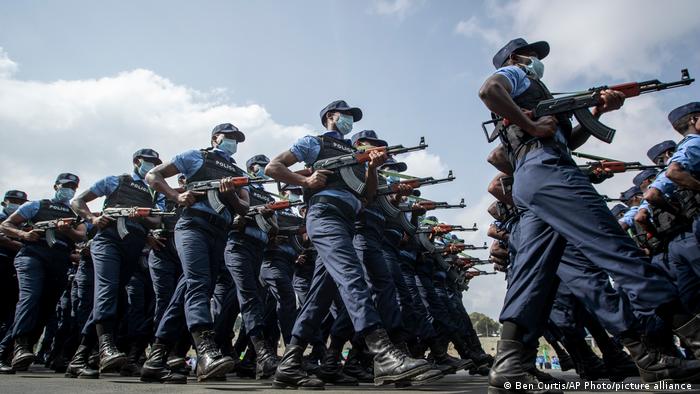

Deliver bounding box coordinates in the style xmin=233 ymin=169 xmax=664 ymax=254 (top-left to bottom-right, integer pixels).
xmin=309 ymin=195 xmax=356 ymax=221
xmin=183 ymin=208 xmax=229 ymax=231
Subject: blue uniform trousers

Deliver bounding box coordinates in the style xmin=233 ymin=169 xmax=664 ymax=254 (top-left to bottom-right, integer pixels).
xmin=224 ymin=231 xmax=266 ymax=336
xmin=148 ymin=236 xmax=182 ymax=332
xmin=260 ymin=249 xmax=297 ymax=344
xmin=12 ymin=244 xmax=71 ymax=339
xmin=502 ymin=146 xmax=678 ymax=340
xmin=667 ymin=231 xmax=700 ymax=314
xmin=398 ymin=254 xmax=437 ymax=341
xmin=83 ymin=226 xmax=145 ymax=334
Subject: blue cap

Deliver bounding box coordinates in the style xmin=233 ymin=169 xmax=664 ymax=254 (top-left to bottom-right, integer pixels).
xmin=492 ymin=38 xmax=550 ymax=69
xmin=351 ymin=129 xmax=387 ymax=147
xmin=4 ymin=190 xmax=28 ymax=201
xmin=620 ymin=186 xmax=642 ymax=201
xmin=646 ymin=140 xmax=676 ymax=162
xmin=133 ymin=148 xmax=162 ymax=164
xmin=246 ymin=154 xmax=270 ymax=169
xmin=211 ymin=123 xmax=245 ymax=142
xmin=55 ymin=173 xmax=80 ymax=186
xmin=610 ymin=204 xmax=629 ymax=217
xmin=320 ymin=100 xmax=362 ymax=126
xmin=633 ymin=169 xmax=659 ymax=187
xmin=668 ymin=102 xmax=700 ymax=126
xmin=380 ymin=158 xmax=408 ymax=173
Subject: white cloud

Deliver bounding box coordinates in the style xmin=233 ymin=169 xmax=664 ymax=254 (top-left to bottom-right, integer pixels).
xmin=0 ymin=51 xmax=312 ymax=206
xmin=368 ymin=0 xmax=424 ymax=19
xmin=456 ymin=0 xmax=700 ymax=86
xmin=402 ymin=150 xmax=449 ymax=178
xmin=0 ymin=47 xmax=18 ymax=79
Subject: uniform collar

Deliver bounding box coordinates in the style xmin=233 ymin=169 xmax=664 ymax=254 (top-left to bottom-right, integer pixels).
xmin=211 ymin=147 xmax=236 ymax=163
xmin=131 ymin=172 xmax=146 ymax=183
xmin=49 ymin=198 xmax=70 ymax=207
xmin=322 ymin=130 xmax=350 ymax=144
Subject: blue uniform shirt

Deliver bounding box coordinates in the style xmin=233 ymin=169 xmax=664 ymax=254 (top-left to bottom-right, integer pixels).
xmin=619 ymin=205 xmax=640 ymax=227
xmin=242 ymin=182 xmax=270 ymax=243
xmin=669 ymin=134 xmax=700 ymax=172
xmin=649 ymin=172 xmax=677 ymax=196
xmin=290 ymin=131 xmax=362 ymax=213
xmin=171 ymin=148 xmax=248 ymax=223
xmin=494 ymin=65 xmax=568 ymax=147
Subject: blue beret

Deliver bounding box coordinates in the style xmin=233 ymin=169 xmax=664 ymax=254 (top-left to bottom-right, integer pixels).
xmin=246 ymin=154 xmax=270 ymax=169
xmin=493 ymin=38 xmax=549 ymax=69
xmin=351 ymin=129 xmax=387 ymax=147
xmin=633 ymin=169 xmax=659 ymax=187
xmin=320 ymin=100 xmax=362 ymax=126
xmin=55 ymin=173 xmax=80 ymax=186
xmin=212 ymin=123 xmax=245 ymax=142
xmin=646 ymin=140 xmax=676 ymax=162
xmin=668 ymin=102 xmax=700 ymax=126
xmin=620 ymin=186 xmax=642 ymax=201
xmin=133 ymin=148 xmax=162 ymax=164
xmin=610 ymin=204 xmax=629 ymax=218
xmin=4 ymin=190 xmax=28 ymax=201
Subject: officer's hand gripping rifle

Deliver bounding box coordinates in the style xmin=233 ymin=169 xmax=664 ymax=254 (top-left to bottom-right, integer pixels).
xmin=395 ymin=198 xmax=466 ymax=231
xmin=415 ymin=223 xmax=478 ymax=252
xmin=102 ymin=207 xmax=176 ymax=239
xmin=186 ymin=177 xmax=276 ymax=214
xmin=246 ymin=199 xmax=305 ymax=233
xmin=482 ymin=69 xmax=694 ymax=143
xmin=311 ymin=137 xmax=428 ymax=196
xmin=31 ymin=217 xmax=84 ymax=247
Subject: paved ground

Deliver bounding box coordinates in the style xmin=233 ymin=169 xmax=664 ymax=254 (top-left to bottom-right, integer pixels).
xmin=2 ymin=368 xmax=700 ymax=393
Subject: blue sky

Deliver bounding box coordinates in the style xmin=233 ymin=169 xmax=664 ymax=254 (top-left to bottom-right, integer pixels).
xmin=1 ymin=0 xmax=699 ymax=318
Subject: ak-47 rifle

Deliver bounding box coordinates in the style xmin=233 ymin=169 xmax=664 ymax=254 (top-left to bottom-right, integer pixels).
xmin=414 ymin=223 xmax=479 ymax=253
xmin=376 ymin=170 xmax=456 ymax=217
xmin=311 ymin=137 xmax=428 ymax=196
xmin=600 ymin=195 xmax=623 ymax=203
xmin=102 ymin=208 xmax=176 ymax=239
xmin=31 ymin=217 xmax=84 ymax=247
xmin=482 ymin=69 xmax=694 ymax=143
xmin=186 ymin=177 xmax=276 ymax=214
xmin=246 ymin=199 xmax=305 ymax=233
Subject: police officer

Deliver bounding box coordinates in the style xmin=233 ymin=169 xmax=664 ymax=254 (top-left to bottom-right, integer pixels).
xmin=648 ymin=140 xmax=677 ymax=166
xmin=0 ymin=173 xmax=86 ymax=372
xmin=617 ymin=186 xmax=643 ymax=232
xmin=479 ymin=37 xmax=700 ymax=391
xmin=143 ymin=124 xmax=248 ymax=383
xmin=66 ymin=149 xmax=163 ymax=378
xmin=610 ymin=204 xmax=629 ymax=220
xmin=0 ymin=190 xmax=28 ymax=351
xmin=266 ymin=100 xmax=430 ymax=389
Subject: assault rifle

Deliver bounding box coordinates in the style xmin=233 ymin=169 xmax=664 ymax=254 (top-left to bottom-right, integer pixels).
xmin=31 ymin=217 xmax=84 ymax=247
xmin=416 ymin=223 xmax=478 ymax=236
xmin=246 ymin=199 xmax=305 ymax=233
xmin=186 ymin=177 xmax=276 ymax=214
xmin=600 ymin=195 xmax=623 ymax=203
xmin=400 ymin=198 xmax=465 ymax=212
xmin=102 ymin=208 xmax=176 ymax=239
xmin=376 ymin=171 xmax=456 ymax=217
xmin=311 ymin=137 xmax=428 ymax=196
xmin=482 ymin=69 xmax=694 ymax=143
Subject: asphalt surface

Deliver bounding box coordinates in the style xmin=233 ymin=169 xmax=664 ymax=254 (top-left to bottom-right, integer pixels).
xmin=2 ymin=368 xmax=700 ymax=393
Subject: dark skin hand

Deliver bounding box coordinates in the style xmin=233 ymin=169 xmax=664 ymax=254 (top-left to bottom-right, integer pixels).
xmin=487 ymin=223 xmax=508 ymax=241
xmin=72 ymin=190 xmax=161 ymax=230
xmin=1 ymin=213 xmax=87 ymax=243
xmin=487 ymin=145 xmax=514 ymax=175
xmin=487 ymin=172 xmax=514 ymax=206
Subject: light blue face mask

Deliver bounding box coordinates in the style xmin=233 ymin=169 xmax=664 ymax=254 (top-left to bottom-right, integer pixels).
xmin=288 ymin=193 xmax=301 ymax=202
xmin=55 ymin=187 xmax=75 ymax=202
xmin=335 ymin=114 xmax=353 ymax=135
xmin=387 ymin=176 xmax=400 ymax=184
xmin=218 ymin=137 xmax=238 ymax=156
xmin=255 ymin=166 xmax=266 ymax=178
xmin=138 ymin=161 xmax=155 ymax=178
xmin=521 ymin=56 xmax=544 ymax=79
xmin=4 ymin=203 xmax=20 ymax=214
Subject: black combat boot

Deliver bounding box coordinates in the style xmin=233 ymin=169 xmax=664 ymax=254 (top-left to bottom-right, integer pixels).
xmin=521 ymin=347 xmax=566 ymax=384
xmin=566 ymin=338 xmax=607 ymax=381
xmin=487 ymin=340 xmax=563 ymax=394
xmin=235 ymin=348 xmax=257 ymax=378
xmin=342 ymin=346 xmax=374 ymax=383
xmin=192 ymin=329 xmax=234 ymax=382
xmin=624 ymin=337 xmax=700 ymax=383
xmin=602 ymin=346 xmax=639 ymax=381
xmin=251 ymin=335 xmax=278 ymax=379
xmin=272 ymin=345 xmax=325 ymax=390
xmin=428 ymin=337 xmax=474 ymax=374
xmin=65 ymin=344 xmax=99 ymax=379
xmin=674 ymin=314 xmax=700 ymax=359
xmin=0 ymin=354 xmax=15 ymax=374
xmin=140 ymin=343 xmax=187 ymax=384
xmin=316 ymin=343 xmax=358 ymax=385
xmin=97 ymin=333 xmax=126 ymax=373
xmin=364 ymin=328 xmax=431 ymax=386
xmin=120 ymin=340 xmax=146 ymax=376
xmin=453 ymin=335 xmax=490 ymax=374
xmin=11 ymin=336 xmax=35 ymax=371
